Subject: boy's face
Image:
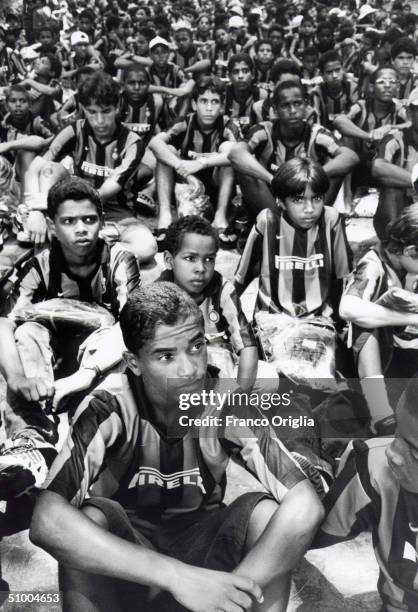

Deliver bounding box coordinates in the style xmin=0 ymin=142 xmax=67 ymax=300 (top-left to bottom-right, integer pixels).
xmin=79 ymin=16 xmax=94 ymax=33
xmin=82 ymin=102 xmax=118 ymax=140
xmin=398 ymin=244 xmax=418 ymax=275
xmin=52 ymin=198 xmax=101 ymax=259
xmin=323 ymin=60 xmax=344 ymax=90
xmin=230 ymin=61 xmax=253 ymax=91
xmin=124 ymin=71 xmax=149 ymax=101
xmin=198 ymin=17 xmax=210 ymax=32
xmin=317 ymin=29 xmax=334 ymax=51
xmin=386 ymin=404 xmax=418 ymax=493
xmin=73 ymin=41 xmax=89 ymax=58
xmin=269 ymin=30 xmax=283 ymax=54
xmin=136 ymin=34 xmax=149 ymax=55
xmin=215 ymin=28 xmax=229 ymax=47
xmin=165 ymin=233 xmax=217 ymax=298
xmin=393 ymin=52 xmax=415 ymax=78
xmin=372 ymin=68 xmax=399 ymax=102
xmin=39 ymin=30 xmax=54 ymax=49
xmin=275 ymin=87 xmax=305 ymax=128
xmin=176 ymin=31 xmax=193 ymax=53
xmin=303 ymin=54 xmax=318 ymax=74
xmin=194 ymin=90 xmax=223 ymax=127
xmin=257 ymin=43 xmax=273 ymax=64
xmin=34 ymin=56 xmax=52 ymax=77
xmin=299 ymin=21 xmax=315 ymax=37
xmin=283 ymin=185 xmax=324 ymax=229
xmin=7 ymin=91 xmax=30 ymax=119
xmin=125 ymin=316 xmax=207 ymax=410
xmin=150 ymin=44 xmax=169 ymax=68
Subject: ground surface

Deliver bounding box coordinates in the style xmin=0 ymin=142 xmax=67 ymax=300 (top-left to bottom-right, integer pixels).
xmin=0 ymin=214 xmax=382 ymax=611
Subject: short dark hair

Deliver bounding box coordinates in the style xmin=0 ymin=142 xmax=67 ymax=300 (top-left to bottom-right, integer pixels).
xmin=370 ymin=64 xmax=398 ymax=84
xmin=165 ymin=215 xmax=219 ymax=256
xmin=382 ymin=203 xmax=418 ymax=254
xmin=317 ymin=21 xmax=333 ymax=35
xmin=391 ymin=36 xmax=417 ymax=60
xmin=79 ymin=9 xmax=95 ymax=22
xmin=119 ymin=282 xmax=204 ymax=355
xmin=106 ymin=15 xmax=122 ymax=32
xmin=122 ymin=64 xmax=149 ymax=82
xmin=228 ymin=53 xmax=254 ymax=73
xmin=319 ymin=50 xmax=342 ymax=73
xmin=47 ymin=177 xmax=103 ymax=220
xmin=268 ymin=24 xmax=284 ymax=36
xmin=271 ymin=60 xmax=302 ymax=83
xmin=272 ymin=79 xmax=305 ymax=106
xmin=78 ymin=71 xmax=120 ymax=108
xmin=41 ymin=53 xmax=62 ymax=78
xmin=6 ymin=84 xmax=30 ymax=102
xmin=193 ymin=76 xmax=225 ymax=101
xmin=271 ymin=157 xmax=330 ymax=200
xmin=254 ymin=39 xmax=273 ymax=53
xmin=137 ymin=27 xmax=156 ymax=41
xmin=76 ymin=66 xmax=96 ymax=81
xmin=302 ymin=45 xmax=319 ymax=59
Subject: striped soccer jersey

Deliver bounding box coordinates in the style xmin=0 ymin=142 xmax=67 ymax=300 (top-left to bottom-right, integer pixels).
xmin=147 ymin=63 xmax=185 ymax=88
xmin=224 ymin=84 xmax=266 ymax=135
xmin=44 ymin=369 xmax=307 ymax=526
xmin=311 ymin=78 xmax=359 ymax=129
xmin=165 ymin=112 xmax=240 ymax=158
xmin=246 ymin=120 xmax=340 ymax=172
xmin=119 ymin=92 xmax=162 ymax=146
xmin=234 ymin=207 xmax=352 ymax=319
xmin=314 ymin=438 xmax=418 ymax=612
xmin=377 ymin=127 xmax=418 ymax=204
xmin=7 ymin=238 xmax=140 ymax=319
xmin=44 ymin=119 xmax=145 ymax=220
xmin=158 ymin=269 xmax=256 ymax=353
xmin=0 ymin=112 xmax=53 ymax=164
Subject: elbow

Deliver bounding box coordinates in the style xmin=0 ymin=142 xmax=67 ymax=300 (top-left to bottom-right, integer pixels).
xmin=342 ymin=147 xmax=360 ymax=169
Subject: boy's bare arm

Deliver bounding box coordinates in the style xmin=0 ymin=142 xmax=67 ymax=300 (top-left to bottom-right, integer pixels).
xmin=323 ymin=145 xmax=359 ymax=177
xmin=30 ymin=490 xmax=263 ymax=612
xmin=228 ymin=142 xmax=274 ymax=183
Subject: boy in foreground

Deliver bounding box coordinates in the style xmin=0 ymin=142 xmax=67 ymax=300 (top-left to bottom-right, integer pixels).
xmin=30 ymin=282 xmax=325 ymax=612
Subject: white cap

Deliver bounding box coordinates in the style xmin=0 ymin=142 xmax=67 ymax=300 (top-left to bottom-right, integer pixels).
xmin=229 ymin=16 xmax=244 ymax=28
xmin=70 ymin=31 xmax=90 ymax=46
xmin=358 ymin=4 xmax=376 ymax=20
xmin=149 ymin=36 xmax=170 ymax=50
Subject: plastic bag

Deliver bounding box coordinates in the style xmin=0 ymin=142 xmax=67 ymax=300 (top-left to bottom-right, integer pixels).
xmin=12 ymin=298 xmax=115 ymax=332
xmin=175 ymin=180 xmax=213 ymax=220
xmin=377 ymin=286 xmax=418 ymax=347
xmin=255 ymin=312 xmax=337 ymax=391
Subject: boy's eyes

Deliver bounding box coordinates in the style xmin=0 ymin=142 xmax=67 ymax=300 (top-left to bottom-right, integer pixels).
xmin=158 ymin=341 xmax=205 ymax=361
xmin=61 ymin=216 xmax=98 ymax=225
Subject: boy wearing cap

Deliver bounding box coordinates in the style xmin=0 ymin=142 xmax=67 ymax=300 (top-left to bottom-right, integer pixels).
xmin=372 ymin=88 xmax=418 ymax=237
xmin=62 ymin=31 xmax=104 ymax=82
xmin=170 ymin=22 xmax=211 ymax=76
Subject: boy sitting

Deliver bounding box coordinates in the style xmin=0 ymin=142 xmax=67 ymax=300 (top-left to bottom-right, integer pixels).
xmin=0 ymin=177 xmax=140 ymax=500
xmin=30 ymin=281 xmax=324 ymax=612
xmin=234 ymin=157 xmax=352 ymax=366
xmin=160 ymin=215 xmax=277 ymax=391
xmin=339 ymin=204 xmax=418 ymax=435
xmin=149 ymin=77 xmax=240 ymax=250
xmin=23 ymin=71 xmax=157 ymax=263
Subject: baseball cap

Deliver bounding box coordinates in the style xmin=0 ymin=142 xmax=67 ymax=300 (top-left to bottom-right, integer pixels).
xmin=230 ymin=6 xmax=244 ymax=16
xmin=358 ymin=4 xmax=377 ymax=21
xmin=229 ymin=16 xmax=244 ymax=28
xmin=407 ymin=87 xmax=418 ymax=107
xmin=70 ymin=31 xmax=90 ymax=46
xmin=149 ymin=36 xmax=170 ymax=50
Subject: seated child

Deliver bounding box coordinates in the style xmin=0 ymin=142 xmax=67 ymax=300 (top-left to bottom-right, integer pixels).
xmin=0 ymin=177 xmax=140 ymax=500
xmin=160 ymin=215 xmax=278 ymax=391
xmin=20 ymin=52 xmax=63 ymax=124
xmin=149 ymin=77 xmax=240 ymax=250
xmin=339 ymin=203 xmax=418 ymax=434
xmin=234 ymin=157 xmax=353 ymax=372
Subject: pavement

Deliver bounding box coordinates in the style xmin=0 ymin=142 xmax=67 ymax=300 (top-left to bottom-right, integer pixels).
xmin=0 ymin=213 xmax=382 ymax=611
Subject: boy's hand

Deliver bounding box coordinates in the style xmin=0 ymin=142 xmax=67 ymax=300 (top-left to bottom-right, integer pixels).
xmin=27 ymin=210 xmax=48 ymax=246
xmin=8 ymin=374 xmax=54 ymax=403
xmin=170 ymin=565 xmax=263 ymax=612
xmin=175 ymin=159 xmax=206 ymax=178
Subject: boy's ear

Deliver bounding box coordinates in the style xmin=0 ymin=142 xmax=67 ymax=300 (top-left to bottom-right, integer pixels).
xmin=164 ymin=250 xmax=174 ymax=269
xmin=191 ymin=98 xmax=197 ymax=111
xmin=47 ymin=216 xmax=56 ymax=236
xmin=123 ymin=350 xmax=141 ymax=376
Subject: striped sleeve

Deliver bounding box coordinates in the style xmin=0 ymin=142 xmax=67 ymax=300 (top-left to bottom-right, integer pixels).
xmin=109 ymin=133 xmax=144 ymax=186
xmin=165 ymin=120 xmax=188 ymax=150
xmin=245 ymin=122 xmax=269 ymax=153
xmin=330 ymin=211 xmax=353 ymax=278
xmin=109 ymin=243 xmax=141 ymax=315
xmin=220 ymin=402 xmax=307 ymax=501
xmin=44 ymin=390 xmax=125 ymax=507
xmin=223 ymin=119 xmax=241 ymax=142
xmin=346 ymin=102 xmax=362 ymax=123
xmin=234 ymin=208 xmax=269 ymax=295
xmin=44 ymin=124 xmax=77 ymax=162
xmin=312 ymin=440 xmax=378 ymax=547
xmin=377 ymin=133 xmax=402 ymax=164
xmin=7 ymin=256 xmax=47 ymax=318
xmin=313 ymin=127 xmax=340 ymax=158
xmin=219 ymin=279 xmax=256 ymax=353
xmin=344 ymin=251 xmax=384 ymax=301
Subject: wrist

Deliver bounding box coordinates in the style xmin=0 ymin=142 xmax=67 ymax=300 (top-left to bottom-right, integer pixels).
xmin=25 ymin=192 xmax=48 ymax=212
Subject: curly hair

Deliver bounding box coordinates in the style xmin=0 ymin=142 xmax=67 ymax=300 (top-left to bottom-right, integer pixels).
xmin=165 ymin=215 xmax=219 ymax=256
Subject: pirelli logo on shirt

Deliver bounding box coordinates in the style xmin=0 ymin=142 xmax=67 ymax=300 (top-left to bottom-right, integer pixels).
xmin=81 ymin=161 xmax=112 ymax=177
xmin=128 ymin=467 xmax=206 ymax=493
xmin=275 ymin=254 xmax=324 ymax=270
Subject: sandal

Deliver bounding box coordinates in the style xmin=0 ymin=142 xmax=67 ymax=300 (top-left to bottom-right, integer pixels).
xmin=135 ymin=193 xmax=157 ymax=216
xmin=154 ymin=227 xmax=168 ymax=252
xmin=217 ymin=225 xmax=238 ymax=250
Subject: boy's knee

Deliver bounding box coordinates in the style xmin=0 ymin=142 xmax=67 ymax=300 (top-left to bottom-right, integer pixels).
xmin=81 ymin=504 xmax=110 ymax=530
xmin=246 ymin=498 xmax=279 ymax=550
xmin=14 ymin=321 xmax=50 ymax=345
xmin=120 ymin=223 xmax=157 ymax=263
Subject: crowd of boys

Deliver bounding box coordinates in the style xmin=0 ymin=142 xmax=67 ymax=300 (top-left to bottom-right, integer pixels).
xmin=0 ymin=0 xmax=418 ymax=609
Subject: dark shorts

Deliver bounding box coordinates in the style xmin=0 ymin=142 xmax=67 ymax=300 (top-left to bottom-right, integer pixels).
xmin=83 ymin=491 xmax=270 ymax=612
